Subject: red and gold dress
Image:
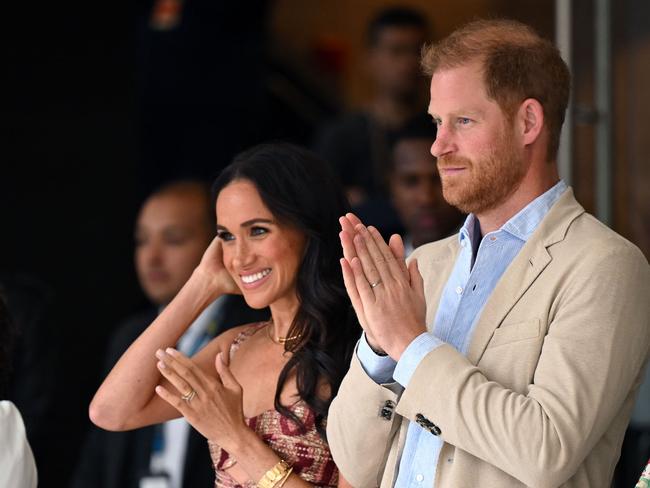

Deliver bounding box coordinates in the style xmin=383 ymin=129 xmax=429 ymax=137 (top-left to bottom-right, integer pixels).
xmin=208 ymin=323 xmax=339 ymax=488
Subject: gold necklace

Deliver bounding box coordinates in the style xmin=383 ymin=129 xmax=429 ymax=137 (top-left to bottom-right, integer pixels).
xmin=266 ymin=321 xmax=301 ymax=345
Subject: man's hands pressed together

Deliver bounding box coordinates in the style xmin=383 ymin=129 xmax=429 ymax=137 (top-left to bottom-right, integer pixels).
xmin=339 ymin=213 xmax=427 ymax=360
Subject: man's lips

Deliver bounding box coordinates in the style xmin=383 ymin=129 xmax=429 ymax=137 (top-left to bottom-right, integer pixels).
xmin=438 ymin=166 xmax=466 ymax=175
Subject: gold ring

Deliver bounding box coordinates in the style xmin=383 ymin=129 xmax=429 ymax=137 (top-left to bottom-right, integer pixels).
xmin=181 ymin=389 xmax=197 ymax=402
xmin=370 ymin=279 xmax=382 ymax=288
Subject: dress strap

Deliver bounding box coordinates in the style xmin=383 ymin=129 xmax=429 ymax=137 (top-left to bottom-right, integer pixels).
xmin=228 ymin=322 xmax=269 ymax=362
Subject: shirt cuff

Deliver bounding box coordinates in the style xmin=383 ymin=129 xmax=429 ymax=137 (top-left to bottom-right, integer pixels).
xmin=356 ymin=333 xmax=397 ymax=384
xmin=393 ymin=332 xmax=444 ymax=387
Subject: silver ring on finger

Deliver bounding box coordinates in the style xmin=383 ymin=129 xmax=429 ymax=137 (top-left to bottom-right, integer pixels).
xmin=369 ymin=279 xmax=382 ymax=289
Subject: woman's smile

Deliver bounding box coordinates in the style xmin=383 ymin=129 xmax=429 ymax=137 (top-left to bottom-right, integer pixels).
xmin=239 ymin=268 xmax=272 ymax=288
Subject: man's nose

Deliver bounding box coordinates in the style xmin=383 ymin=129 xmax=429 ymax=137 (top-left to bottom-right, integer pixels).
xmin=431 ymin=126 xmax=454 ymax=158
xmin=143 ymin=241 xmax=164 ymax=265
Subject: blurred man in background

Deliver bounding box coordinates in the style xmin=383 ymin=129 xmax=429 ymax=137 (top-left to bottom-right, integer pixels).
xmin=71 ymin=180 xmax=266 ymax=488
xmin=315 ymin=6 xmax=432 ymax=208
xmin=388 ymin=128 xmax=463 ymax=256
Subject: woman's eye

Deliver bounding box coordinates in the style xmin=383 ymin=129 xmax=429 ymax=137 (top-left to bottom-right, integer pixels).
xmin=250 ymin=227 xmax=268 ymax=237
xmin=217 ymin=231 xmax=234 ymax=241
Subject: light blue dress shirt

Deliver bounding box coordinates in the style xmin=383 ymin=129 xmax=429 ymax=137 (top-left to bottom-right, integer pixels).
xmin=357 ymin=180 xmax=568 ymax=487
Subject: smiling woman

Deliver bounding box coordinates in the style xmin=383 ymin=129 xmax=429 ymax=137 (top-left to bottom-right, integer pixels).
xmin=89 ymin=143 xmax=359 ymax=488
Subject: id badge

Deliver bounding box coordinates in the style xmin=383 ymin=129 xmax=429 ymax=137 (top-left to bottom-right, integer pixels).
xmin=140 ymin=474 xmax=171 ymax=488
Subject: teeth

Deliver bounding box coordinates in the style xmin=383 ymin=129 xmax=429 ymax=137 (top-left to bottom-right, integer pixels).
xmin=241 ymin=269 xmax=271 ymax=284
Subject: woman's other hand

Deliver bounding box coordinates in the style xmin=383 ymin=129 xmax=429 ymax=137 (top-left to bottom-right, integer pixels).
xmin=154 ymin=348 xmax=252 ymax=452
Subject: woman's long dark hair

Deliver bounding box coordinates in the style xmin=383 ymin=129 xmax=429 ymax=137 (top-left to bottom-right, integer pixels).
xmin=212 ymin=143 xmax=361 ymax=437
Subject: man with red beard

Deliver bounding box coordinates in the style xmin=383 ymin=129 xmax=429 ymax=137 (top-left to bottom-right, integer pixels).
xmin=327 ymin=19 xmax=650 ymax=488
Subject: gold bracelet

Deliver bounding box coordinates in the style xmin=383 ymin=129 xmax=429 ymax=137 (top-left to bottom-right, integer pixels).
xmin=275 ymin=467 xmax=293 ymax=488
xmin=257 ymin=460 xmax=292 ymax=488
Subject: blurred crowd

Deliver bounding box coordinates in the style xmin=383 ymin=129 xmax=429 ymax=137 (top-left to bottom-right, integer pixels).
xmin=1 ymin=2 xmax=648 ymax=488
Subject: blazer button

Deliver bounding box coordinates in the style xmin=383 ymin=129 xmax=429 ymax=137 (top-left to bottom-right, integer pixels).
xmin=379 ymin=400 xmax=396 ymax=421
xmin=430 ymin=424 xmax=442 ymax=436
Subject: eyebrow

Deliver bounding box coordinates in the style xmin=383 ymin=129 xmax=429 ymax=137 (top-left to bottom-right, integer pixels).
xmin=216 ymin=218 xmax=274 ymax=231
xmin=427 ymin=108 xmax=485 ymax=118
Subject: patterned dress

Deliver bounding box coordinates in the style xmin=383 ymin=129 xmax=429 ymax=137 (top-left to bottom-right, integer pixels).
xmin=208 ymin=323 xmax=338 ymax=488
xmin=637 ymin=458 xmax=650 ymax=488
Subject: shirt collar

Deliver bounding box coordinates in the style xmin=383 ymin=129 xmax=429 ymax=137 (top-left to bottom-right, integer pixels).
xmin=458 ymin=180 xmax=568 ymax=246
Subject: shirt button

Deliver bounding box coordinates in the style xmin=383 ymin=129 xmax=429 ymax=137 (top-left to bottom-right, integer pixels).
xmin=416 ymin=474 xmax=424 ymax=482
xmin=490 ymin=236 xmax=497 ymax=241
xmin=455 ymin=286 xmax=463 ymax=295
xmin=460 ymin=239 xmax=466 ymax=247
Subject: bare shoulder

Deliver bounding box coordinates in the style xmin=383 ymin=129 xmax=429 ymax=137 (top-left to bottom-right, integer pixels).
xmin=211 ymin=322 xmax=264 ymax=353
xmin=192 ymin=322 xmax=265 ymax=369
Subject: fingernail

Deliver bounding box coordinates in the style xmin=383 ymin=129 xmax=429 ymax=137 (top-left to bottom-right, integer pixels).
xmin=155 ymin=349 xmax=165 ymax=359
xmin=157 ymin=361 xmax=166 ymax=369
xmin=166 ymin=347 xmax=177 ymax=356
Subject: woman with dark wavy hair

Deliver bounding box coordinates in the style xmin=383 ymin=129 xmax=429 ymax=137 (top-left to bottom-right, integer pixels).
xmin=90 ymin=143 xmax=359 ymax=488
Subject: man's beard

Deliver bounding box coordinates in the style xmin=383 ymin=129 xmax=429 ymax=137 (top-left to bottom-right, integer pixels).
xmin=437 ymin=129 xmax=528 ymax=215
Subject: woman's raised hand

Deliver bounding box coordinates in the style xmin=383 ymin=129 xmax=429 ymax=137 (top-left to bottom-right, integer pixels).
xmin=194 ymin=236 xmax=240 ymax=296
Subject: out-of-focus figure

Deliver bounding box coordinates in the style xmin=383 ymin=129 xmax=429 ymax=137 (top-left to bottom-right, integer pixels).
xmin=315 ymin=6 xmax=432 ymax=208
xmin=388 ymin=128 xmax=463 ymax=256
xmin=71 ymin=181 xmax=265 ymax=488
xmin=0 ymin=292 xmax=38 ymax=488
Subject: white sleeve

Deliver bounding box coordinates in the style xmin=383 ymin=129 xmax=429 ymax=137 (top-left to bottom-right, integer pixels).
xmin=0 ymin=401 xmax=38 ymax=488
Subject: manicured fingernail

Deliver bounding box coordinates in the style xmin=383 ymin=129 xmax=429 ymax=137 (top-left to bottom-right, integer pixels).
xmin=157 ymin=361 xmax=166 ymax=369
xmin=166 ymin=347 xmax=177 ymax=356
xmin=155 ymin=386 xmax=163 ymax=394
xmin=155 ymin=349 xmax=165 ymax=359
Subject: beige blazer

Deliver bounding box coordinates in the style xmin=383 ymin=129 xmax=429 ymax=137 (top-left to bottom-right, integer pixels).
xmin=327 ymin=189 xmax=650 ymax=488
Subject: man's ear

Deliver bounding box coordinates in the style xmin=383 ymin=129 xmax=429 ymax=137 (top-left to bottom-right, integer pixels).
xmin=518 ymin=98 xmax=545 ymax=146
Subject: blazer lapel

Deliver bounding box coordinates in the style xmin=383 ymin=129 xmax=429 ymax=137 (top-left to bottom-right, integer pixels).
xmin=467 ymin=189 xmax=585 ymax=364
xmin=467 ymin=241 xmax=552 ymax=364
xmin=411 ymin=237 xmax=460 ymax=328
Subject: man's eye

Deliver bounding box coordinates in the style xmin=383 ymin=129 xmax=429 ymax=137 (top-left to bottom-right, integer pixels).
xmin=165 ymin=237 xmax=188 ymax=246
xmin=458 ymin=117 xmax=472 ymax=125
xmin=250 ymin=227 xmax=268 ymax=237
xmin=217 ymin=231 xmax=234 ymax=241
